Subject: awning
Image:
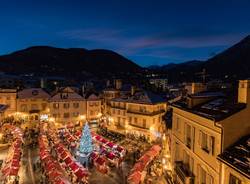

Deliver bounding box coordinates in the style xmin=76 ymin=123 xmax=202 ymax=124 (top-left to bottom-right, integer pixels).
xmin=69 ymin=162 xmax=79 ymax=172
xmin=64 ymin=157 xmax=73 ymax=165
xmin=74 ymin=169 xmax=87 ymax=179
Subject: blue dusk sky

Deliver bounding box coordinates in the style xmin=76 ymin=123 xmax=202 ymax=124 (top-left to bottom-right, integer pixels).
xmin=0 ymin=0 xmax=249 ymax=66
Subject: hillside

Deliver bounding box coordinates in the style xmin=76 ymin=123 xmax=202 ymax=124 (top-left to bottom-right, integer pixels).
xmin=150 ymin=35 xmax=250 ymax=82
xmin=0 ymin=46 xmax=141 ymax=78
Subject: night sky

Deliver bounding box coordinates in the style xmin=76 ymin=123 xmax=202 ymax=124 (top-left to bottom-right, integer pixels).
xmin=0 ymin=0 xmax=249 ymax=66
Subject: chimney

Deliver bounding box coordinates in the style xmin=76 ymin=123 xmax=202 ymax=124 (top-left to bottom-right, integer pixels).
xmin=238 ymin=80 xmax=250 ymax=104
xmin=131 ymin=86 xmax=136 ymax=96
xmin=191 ymin=82 xmax=207 ymax=94
xmin=114 ymin=79 xmax=122 ymax=90
xmin=82 ymin=85 xmax=85 ymax=95
xmin=106 ymin=80 xmax=110 ymax=87
xmin=40 ymin=78 xmax=46 ymax=88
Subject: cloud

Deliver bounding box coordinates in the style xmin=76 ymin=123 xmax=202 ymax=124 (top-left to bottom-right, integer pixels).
xmin=59 ymin=27 xmax=247 ymax=62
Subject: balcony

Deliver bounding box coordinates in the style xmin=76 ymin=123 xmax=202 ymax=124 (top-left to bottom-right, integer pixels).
xmin=110 ymin=105 xmax=126 ymax=110
xmin=175 ymin=161 xmax=194 ymax=184
xmin=127 ymin=109 xmax=165 ymax=116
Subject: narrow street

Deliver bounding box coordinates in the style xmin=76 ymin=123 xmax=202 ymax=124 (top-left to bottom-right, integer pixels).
xmin=18 ymin=130 xmax=41 ymax=184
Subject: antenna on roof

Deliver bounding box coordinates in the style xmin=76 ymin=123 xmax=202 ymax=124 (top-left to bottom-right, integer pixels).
xmin=196 ymin=68 xmax=209 ymax=83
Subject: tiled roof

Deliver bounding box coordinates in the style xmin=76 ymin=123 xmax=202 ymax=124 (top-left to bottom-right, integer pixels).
xmin=49 ymin=88 xmax=84 ymax=101
xmin=17 ymin=88 xmax=50 ymax=99
xmin=87 ymin=94 xmax=100 ymax=101
xmin=111 ymin=90 xmax=166 ymax=105
xmin=218 ymin=135 xmax=250 ymax=179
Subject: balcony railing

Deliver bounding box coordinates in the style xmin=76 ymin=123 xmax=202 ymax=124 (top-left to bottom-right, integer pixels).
xmin=127 ymin=109 xmax=165 ymax=116
xmin=175 ymin=161 xmax=194 ymax=184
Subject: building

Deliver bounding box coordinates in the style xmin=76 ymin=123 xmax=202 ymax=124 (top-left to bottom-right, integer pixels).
xmin=149 ymin=78 xmax=168 ymax=91
xmin=109 ymin=90 xmax=167 ymax=141
xmin=86 ymin=93 xmax=102 ymax=121
xmin=17 ymin=88 xmax=50 ymax=121
xmin=103 ymin=80 xmax=122 ymax=116
xmin=48 ymin=87 xmax=86 ymax=125
xmin=185 ymin=82 xmax=207 ymax=95
xmin=170 ymin=80 xmax=250 ymax=184
xmin=218 ymin=135 xmax=250 ymax=184
xmin=0 ymin=89 xmax=17 ymax=116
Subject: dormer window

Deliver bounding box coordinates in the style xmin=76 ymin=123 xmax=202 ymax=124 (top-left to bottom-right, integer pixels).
xmin=32 ymin=90 xmax=39 ymax=96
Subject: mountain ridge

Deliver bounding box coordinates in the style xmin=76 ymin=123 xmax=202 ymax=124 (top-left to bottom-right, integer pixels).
xmin=0 ymin=46 xmax=142 ymax=78
xmin=149 ymin=35 xmax=250 ymax=81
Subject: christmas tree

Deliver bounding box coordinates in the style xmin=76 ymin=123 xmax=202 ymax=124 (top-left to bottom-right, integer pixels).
xmin=79 ymin=122 xmax=93 ymax=155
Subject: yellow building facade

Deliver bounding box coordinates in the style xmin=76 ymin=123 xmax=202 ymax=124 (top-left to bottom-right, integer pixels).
xmin=48 ymin=87 xmax=86 ymax=125
xmin=171 ymin=80 xmax=250 ymax=184
xmin=0 ymin=89 xmax=17 ymax=116
xmin=109 ymin=91 xmax=167 ymax=140
xmin=86 ymin=94 xmax=102 ymax=121
xmin=17 ymin=88 xmax=50 ymax=121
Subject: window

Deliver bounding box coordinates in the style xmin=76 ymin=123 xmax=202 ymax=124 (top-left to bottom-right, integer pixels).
xmin=200 ymin=131 xmax=209 ymax=152
xmin=200 ymin=166 xmax=206 ymax=184
xmin=176 ymin=117 xmax=180 ymax=131
xmin=72 ymin=112 xmax=79 ymax=117
xmin=63 ymin=103 xmax=70 ymax=109
xmin=198 ymin=165 xmax=213 ymax=184
xmin=134 ymin=117 xmax=138 ymax=123
xmin=63 ymin=113 xmax=70 ymax=118
xmin=175 ymin=143 xmax=180 ymax=161
xmin=73 ymin=103 xmax=79 ymax=108
xmin=129 ymin=117 xmax=132 ymax=123
xmin=183 ymin=151 xmax=190 ymax=168
xmin=143 ymin=119 xmax=146 ymax=128
xmin=139 ymin=106 xmax=146 ymax=112
xmin=118 ymin=110 xmax=120 ymax=115
xmin=199 ymin=131 xmax=215 ymax=154
xmin=229 ymin=174 xmax=241 ymax=184
xmin=185 ymin=124 xmax=192 ymax=149
xmin=20 ymin=104 xmax=27 ymax=112
xmin=31 ymin=104 xmax=38 ymax=110
xmin=112 ymin=109 xmax=115 ymax=114
xmin=42 ymin=103 xmax=47 ymax=110
xmin=53 ymin=103 xmax=59 ymax=109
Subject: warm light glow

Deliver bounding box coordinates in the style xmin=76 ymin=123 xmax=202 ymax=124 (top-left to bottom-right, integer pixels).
xmin=163 ymin=134 xmax=166 ymax=140
xmin=150 ymin=126 xmax=154 ymax=131
xmin=97 ymin=113 xmax=102 ymax=117
xmin=162 ymin=158 xmax=166 ymax=164
xmin=48 ymin=117 xmax=55 ymax=122
xmin=79 ymin=115 xmax=86 ymax=120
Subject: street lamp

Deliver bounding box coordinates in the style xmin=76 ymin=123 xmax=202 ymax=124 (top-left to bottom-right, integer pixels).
xmin=79 ymin=115 xmax=86 ymax=127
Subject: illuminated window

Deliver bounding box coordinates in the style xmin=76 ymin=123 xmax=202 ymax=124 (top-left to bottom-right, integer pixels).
xmin=53 ymin=103 xmax=59 ymax=109
xmin=229 ymin=174 xmax=241 ymax=184
xmin=63 ymin=113 xmax=70 ymax=118
xmin=63 ymin=103 xmax=70 ymax=109
xmin=73 ymin=102 xmax=79 ymax=108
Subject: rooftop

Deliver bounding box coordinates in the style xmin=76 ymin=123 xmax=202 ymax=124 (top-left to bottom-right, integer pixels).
xmin=172 ymin=92 xmax=246 ymax=121
xmin=17 ymin=88 xmax=50 ymax=99
xmin=49 ymin=87 xmax=84 ymax=101
xmin=218 ymin=135 xmax=250 ymax=179
xmin=111 ymin=90 xmax=166 ymax=105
